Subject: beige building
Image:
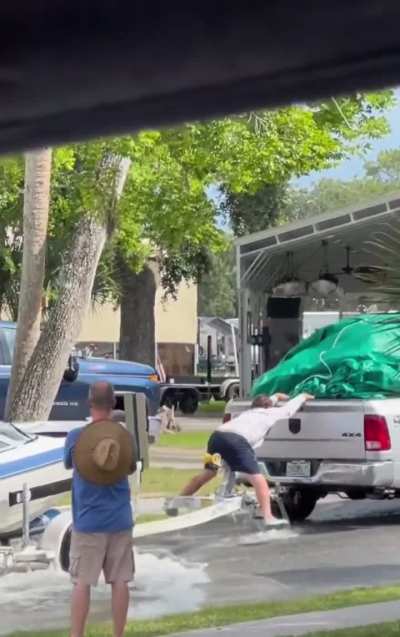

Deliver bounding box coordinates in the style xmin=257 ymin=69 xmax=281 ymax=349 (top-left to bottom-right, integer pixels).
xmin=77 ymin=281 xmax=198 ymax=375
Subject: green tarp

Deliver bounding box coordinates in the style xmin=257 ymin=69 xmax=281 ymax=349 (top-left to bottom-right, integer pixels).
xmin=251 ymin=313 xmax=400 ymax=400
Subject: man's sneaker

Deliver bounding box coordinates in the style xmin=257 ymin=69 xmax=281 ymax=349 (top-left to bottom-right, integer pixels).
xmin=264 ymin=516 xmax=289 ymax=528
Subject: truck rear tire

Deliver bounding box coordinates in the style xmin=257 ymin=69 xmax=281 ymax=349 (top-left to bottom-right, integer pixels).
xmin=274 ymin=489 xmax=318 ymax=522
xmin=179 ymin=392 xmax=199 ymax=414
xmin=346 ymin=489 xmax=366 ymax=500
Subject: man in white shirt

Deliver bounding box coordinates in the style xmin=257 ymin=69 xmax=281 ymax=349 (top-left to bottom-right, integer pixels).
xmin=169 ymin=392 xmax=313 ymax=527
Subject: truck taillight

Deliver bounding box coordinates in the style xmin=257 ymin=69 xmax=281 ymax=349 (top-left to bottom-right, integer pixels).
xmin=364 ymin=415 xmax=391 ymax=451
xmin=223 ymin=413 xmax=231 ymax=423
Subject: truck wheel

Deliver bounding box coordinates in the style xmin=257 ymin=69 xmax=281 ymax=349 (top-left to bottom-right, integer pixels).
xmin=179 ymin=392 xmax=199 ymax=414
xmin=274 ymin=490 xmax=318 ymax=522
xmin=226 ymin=382 xmax=240 ymax=401
xmin=346 ymin=489 xmax=366 ymax=500
xmin=161 ymin=392 xmax=178 ymax=410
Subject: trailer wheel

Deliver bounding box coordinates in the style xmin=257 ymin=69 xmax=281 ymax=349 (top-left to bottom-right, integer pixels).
xmin=60 ymin=526 xmax=72 ymax=572
xmin=179 ymin=392 xmax=199 ymax=414
xmin=272 ymin=489 xmax=318 ymax=522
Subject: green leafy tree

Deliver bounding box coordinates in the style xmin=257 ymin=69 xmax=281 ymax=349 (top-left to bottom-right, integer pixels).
xmin=1 ymin=90 xmax=395 ymax=418
xmin=197 ymin=240 xmax=237 ymax=318
xmin=114 ymin=93 xmax=395 ymax=364
xmin=365 ymin=148 xmax=400 ymax=183
xmin=222 ymin=184 xmax=289 ymax=236
xmin=221 ymin=92 xmax=395 ymax=235
xmin=281 ymin=148 xmax=400 ymax=222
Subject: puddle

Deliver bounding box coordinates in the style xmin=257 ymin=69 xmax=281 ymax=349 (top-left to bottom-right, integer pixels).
xmin=0 ymin=550 xmax=208 ymax=634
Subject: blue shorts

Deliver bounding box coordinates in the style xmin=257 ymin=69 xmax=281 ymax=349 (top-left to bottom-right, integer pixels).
xmin=206 ymin=431 xmax=260 ymax=475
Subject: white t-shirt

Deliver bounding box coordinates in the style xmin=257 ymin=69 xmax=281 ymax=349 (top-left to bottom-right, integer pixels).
xmin=217 ymin=394 xmax=307 ymax=449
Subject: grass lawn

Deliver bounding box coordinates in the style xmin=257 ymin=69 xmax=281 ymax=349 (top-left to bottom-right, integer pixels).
xmin=198 ymin=400 xmax=225 ymax=415
xmin=156 ymin=430 xmax=209 ymax=450
xmin=141 ymin=467 xmax=219 ymax=496
xmin=57 ymin=467 xmax=217 ymax=506
xmin=6 ymin=585 xmax=400 ymax=637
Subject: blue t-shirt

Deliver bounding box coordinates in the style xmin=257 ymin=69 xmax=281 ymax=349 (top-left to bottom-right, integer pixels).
xmin=64 ymin=427 xmax=134 ymax=533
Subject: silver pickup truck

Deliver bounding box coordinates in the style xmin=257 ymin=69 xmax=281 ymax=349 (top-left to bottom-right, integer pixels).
xmin=224 ymin=397 xmax=400 ymax=521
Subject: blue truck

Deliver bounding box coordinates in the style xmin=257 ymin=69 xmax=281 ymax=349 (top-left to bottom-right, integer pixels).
xmin=0 ymin=321 xmax=160 ymax=419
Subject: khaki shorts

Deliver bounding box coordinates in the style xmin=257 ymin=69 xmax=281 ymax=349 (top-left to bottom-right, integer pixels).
xmin=69 ymin=529 xmax=135 ymax=586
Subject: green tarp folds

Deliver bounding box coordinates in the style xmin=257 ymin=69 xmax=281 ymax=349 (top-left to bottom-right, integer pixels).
xmin=252 ymin=313 xmax=400 ymax=400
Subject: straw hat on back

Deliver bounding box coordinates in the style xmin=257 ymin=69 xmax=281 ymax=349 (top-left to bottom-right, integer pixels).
xmin=74 ymin=419 xmax=136 ymax=486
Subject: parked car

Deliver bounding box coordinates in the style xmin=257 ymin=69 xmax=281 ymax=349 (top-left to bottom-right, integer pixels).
xmin=0 ymin=321 xmax=160 ymax=419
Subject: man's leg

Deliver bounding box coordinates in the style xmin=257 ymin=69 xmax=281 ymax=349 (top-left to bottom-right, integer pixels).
xmin=69 ymin=531 xmax=105 ymax=637
xmin=243 ymin=473 xmax=273 ymax=520
xmin=70 ymin=582 xmax=91 ymax=637
xmin=181 ymin=468 xmax=216 ymax=496
xmin=111 ymin=581 xmax=130 ymax=637
xmin=240 ymin=472 xmax=289 ymax=525
xmin=105 ymin=530 xmax=135 ymax=637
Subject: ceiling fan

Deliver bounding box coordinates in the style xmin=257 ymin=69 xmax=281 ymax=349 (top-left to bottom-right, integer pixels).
xmin=271 ymin=241 xmax=386 ymax=298
xmin=331 ymin=245 xmax=387 ymax=284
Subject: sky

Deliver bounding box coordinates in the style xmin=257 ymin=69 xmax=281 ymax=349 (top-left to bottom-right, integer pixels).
xmin=297 ymin=89 xmax=400 ymax=186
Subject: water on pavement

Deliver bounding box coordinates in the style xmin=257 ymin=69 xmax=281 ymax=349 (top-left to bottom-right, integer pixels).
xmin=0 ymin=550 xmax=208 ymax=635
xmin=4 ymin=497 xmax=400 ymax=633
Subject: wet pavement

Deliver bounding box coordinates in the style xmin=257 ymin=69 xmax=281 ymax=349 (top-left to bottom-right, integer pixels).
xmin=137 ymin=496 xmax=400 ymax=606
xmin=4 ymin=496 xmax=400 ymax=634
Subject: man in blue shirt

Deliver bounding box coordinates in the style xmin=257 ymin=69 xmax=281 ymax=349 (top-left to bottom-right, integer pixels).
xmin=64 ymin=381 xmax=136 ymax=637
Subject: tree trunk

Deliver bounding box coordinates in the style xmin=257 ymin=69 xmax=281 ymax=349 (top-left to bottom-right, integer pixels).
xmin=7 ymin=216 xmax=106 ymax=421
xmin=119 ymin=260 xmax=159 ymax=366
xmin=5 ymin=149 xmax=52 ymax=419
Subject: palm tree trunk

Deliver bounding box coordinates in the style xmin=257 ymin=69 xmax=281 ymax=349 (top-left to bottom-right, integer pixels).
xmin=7 ymin=216 xmax=106 ymax=421
xmin=6 ymin=156 xmax=131 ymax=422
xmin=5 ymin=149 xmax=52 ymax=419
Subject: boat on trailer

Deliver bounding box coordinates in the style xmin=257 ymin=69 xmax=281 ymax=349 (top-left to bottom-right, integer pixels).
xmin=0 ymin=422 xmax=70 ymax=539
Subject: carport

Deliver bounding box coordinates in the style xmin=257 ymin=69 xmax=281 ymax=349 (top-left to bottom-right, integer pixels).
xmin=236 ymin=192 xmax=400 ymax=396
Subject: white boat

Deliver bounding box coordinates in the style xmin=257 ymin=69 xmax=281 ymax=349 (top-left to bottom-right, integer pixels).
xmin=0 ymin=422 xmax=71 ymax=539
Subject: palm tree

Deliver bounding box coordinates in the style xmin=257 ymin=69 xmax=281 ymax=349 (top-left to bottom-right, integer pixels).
xmin=5 ymin=149 xmax=52 ymax=420
xmin=355 ymin=217 xmax=400 ymax=308
xmin=8 ymin=156 xmax=130 ymax=421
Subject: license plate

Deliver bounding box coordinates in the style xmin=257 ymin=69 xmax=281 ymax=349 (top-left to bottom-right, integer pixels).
xmin=286 ymin=460 xmax=311 ymax=478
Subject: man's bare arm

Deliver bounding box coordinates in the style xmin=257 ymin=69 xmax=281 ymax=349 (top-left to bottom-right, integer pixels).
xmin=272 ymin=393 xmax=314 ymax=419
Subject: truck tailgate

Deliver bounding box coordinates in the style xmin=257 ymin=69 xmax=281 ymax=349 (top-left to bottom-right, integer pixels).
xmin=258 ymin=400 xmax=366 ymax=461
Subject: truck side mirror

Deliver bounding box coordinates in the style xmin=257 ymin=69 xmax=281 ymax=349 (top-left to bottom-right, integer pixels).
xmin=63 ymin=355 xmax=79 ymax=383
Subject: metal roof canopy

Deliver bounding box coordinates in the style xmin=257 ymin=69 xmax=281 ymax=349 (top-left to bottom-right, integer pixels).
xmin=236 ymin=192 xmax=400 ymax=296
